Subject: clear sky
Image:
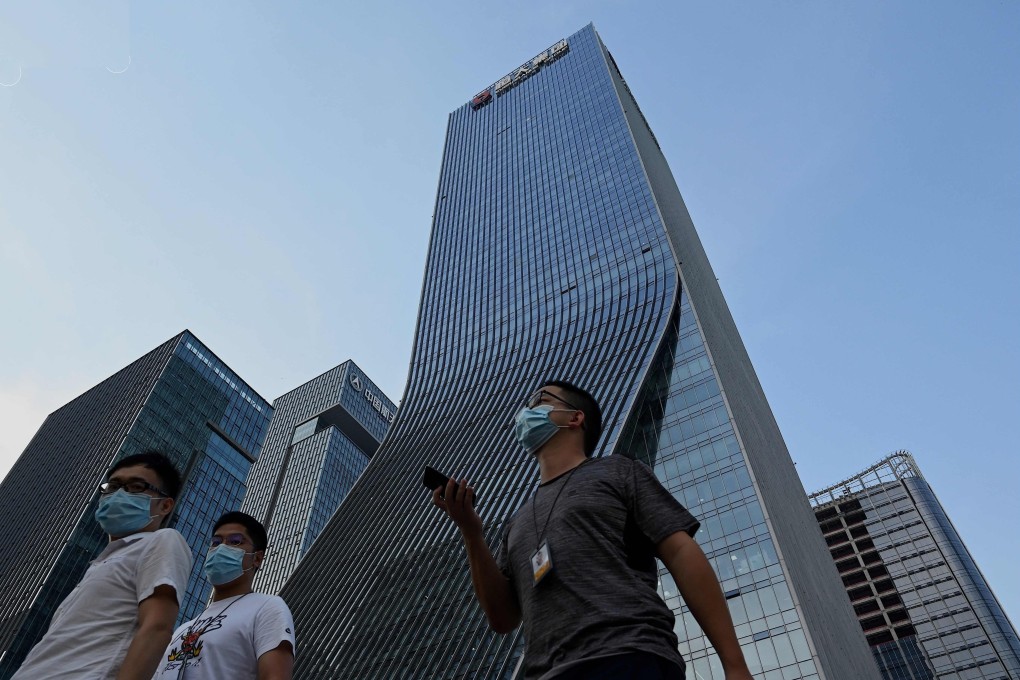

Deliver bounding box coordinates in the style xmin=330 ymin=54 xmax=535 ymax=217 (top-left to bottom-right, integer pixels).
xmin=2 ymin=1 xmax=1017 ymax=627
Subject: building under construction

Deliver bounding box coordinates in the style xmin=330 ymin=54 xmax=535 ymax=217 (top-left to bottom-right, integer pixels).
xmin=809 ymin=452 xmax=1020 ymax=680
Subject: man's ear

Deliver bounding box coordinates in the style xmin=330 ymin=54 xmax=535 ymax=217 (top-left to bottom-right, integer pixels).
xmin=570 ymin=409 xmax=585 ymax=430
xmin=254 ymin=550 xmax=266 ymax=570
xmin=157 ymin=497 xmax=175 ymax=519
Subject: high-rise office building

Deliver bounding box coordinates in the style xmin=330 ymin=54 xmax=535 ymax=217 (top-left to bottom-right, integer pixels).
xmin=0 ymin=331 xmax=271 ymax=677
xmin=809 ymin=452 xmax=1020 ymax=680
xmin=241 ymin=361 xmax=395 ymax=592
xmin=281 ymin=24 xmax=879 ymax=680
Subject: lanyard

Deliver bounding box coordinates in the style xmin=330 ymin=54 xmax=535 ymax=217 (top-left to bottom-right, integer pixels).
xmin=531 ymin=459 xmax=589 ymax=547
xmin=175 ymin=592 xmax=250 ymax=679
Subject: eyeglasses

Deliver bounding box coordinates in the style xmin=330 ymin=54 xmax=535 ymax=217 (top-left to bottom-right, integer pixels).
xmin=210 ymin=533 xmax=250 ymax=548
xmin=99 ymin=479 xmax=168 ymax=497
xmin=526 ymin=389 xmax=580 ymax=411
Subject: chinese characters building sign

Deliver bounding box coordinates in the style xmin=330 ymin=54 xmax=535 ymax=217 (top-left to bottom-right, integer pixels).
xmin=471 ymin=38 xmax=569 ymax=110
xmin=365 ymin=388 xmax=395 ymax=424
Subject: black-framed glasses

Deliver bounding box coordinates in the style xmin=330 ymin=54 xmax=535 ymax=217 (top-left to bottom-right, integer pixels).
xmin=526 ymin=389 xmax=580 ymax=411
xmin=99 ymin=479 xmax=168 ymax=497
xmin=210 ymin=533 xmax=250 ymax=548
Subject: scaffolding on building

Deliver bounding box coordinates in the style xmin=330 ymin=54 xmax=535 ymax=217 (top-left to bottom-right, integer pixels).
xmin=808 ymin=450 xmax=923 ymax=508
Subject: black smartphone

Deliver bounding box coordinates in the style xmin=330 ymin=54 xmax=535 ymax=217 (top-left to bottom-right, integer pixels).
xmin=423 ymin=465 xmax=479 ymax=506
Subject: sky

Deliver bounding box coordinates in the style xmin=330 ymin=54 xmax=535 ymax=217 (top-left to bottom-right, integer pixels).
xmin=1 ymin=1 xmax=1017 ymax=627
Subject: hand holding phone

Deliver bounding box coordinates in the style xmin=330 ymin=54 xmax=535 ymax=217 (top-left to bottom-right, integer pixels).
xmin=423 ymin=465 xmax=479 ymax=507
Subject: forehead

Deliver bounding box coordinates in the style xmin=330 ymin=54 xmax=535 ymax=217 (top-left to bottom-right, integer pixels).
xmin=109 ymin=464 xmax=160 ymax=486
xmin=538 ymin=385 xmax=567 ymax=400
xmin=213 ymin=522 xmax=252 ymax=541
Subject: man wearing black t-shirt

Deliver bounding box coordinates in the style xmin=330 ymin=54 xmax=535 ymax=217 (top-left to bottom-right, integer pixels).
xmin=433 ymin=380 xmax=753 ymax=680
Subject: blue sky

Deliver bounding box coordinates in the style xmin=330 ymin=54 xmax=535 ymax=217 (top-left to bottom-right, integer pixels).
xmin=2 ymin=1 xmax=1017 ymax=626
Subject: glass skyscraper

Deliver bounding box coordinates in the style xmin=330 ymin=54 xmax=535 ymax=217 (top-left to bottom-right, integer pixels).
xmin=810 ymin=452 xmax=1020 ymax=680
xmin=241 ymin=361 xmax=395 ymax=593
xmin=280 ymin=24 xmax=879 ymax=679
xmin=0 ymin=330 xmax=272 ymax=678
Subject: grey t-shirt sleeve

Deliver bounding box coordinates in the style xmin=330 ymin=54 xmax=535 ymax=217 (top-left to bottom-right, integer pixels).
xmin=627 ymin=458 xmax=700 ymax=544
xmin=494 ymin=519 xmax=513 ymax=581
xmin=493 ymin=518 xmax=519 ymax=606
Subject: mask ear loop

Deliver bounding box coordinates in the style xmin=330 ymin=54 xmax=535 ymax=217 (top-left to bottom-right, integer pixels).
xmin=243 ymin=546 xmax=265 ymax=574
xmin=132 ymin=491 xmax=170 ymax=527
xmin=253 ymin=546 xmax=269 ymax=572
xmin=151 ymin=494 xmax=174 ymax=527
xmin=544 ymin=407 xmax=576 ymax=425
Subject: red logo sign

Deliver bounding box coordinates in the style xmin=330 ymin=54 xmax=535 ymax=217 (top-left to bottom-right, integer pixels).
xmin=471 ymin=90 xmax=492 ymax=110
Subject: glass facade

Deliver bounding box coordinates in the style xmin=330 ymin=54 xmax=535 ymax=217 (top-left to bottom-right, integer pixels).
xmin=620 ymin=290 xmax=821 ymax=679
xmin=0 ymin=331 xmax=272 ymax=677
xmin=279 ymin=24 xmax=879 ymax=680
xmin=241 ymin=361 xmax=394 ymax=593
xmin=810 ymin=452 xmax=1020 ymax=679
xmin=873 ymin=637 xmax=936 ymax=680
xmin=172 ymin=431 xmax=252 ymax=620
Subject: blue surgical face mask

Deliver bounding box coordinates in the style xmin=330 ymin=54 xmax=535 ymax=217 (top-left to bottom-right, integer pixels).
xmin=515 ymin=405 xmax=570 ymax=455
xmin=95 ymin=490 xmax=158 ymax=537
xmin=204 ymin=545 xmax=255 ymax=586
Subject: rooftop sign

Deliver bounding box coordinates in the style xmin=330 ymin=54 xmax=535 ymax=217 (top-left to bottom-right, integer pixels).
xmin=364 ymin=388 xmax=395 ymax=423
xmin=471 ymin=38 xmax=569 ymax=110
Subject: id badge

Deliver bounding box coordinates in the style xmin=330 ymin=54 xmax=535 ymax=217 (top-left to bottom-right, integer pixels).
xmin=531 ymin=541 xmax=553 ymax=586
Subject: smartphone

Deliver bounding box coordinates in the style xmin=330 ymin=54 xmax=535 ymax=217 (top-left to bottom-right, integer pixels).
xmin=423 ymin=465 xmax=479 ymax=506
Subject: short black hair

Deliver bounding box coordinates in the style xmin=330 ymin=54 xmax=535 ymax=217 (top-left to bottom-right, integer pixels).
xmin=541 ymin=380 xmax=603 ymax=456
xmin=214 ymin=511 xmax=268 ymax=552
xmin=109 ymin=450 xmax=182 ymax=499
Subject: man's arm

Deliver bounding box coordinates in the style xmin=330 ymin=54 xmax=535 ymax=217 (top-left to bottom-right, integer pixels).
xmin=258 ymin=642 xmax=294 ymax=680
xmin=433 ymin=478 xmax=521 ymax=633
xmin=658 ymin=531 xmax=754 ymax=680
xmin=115 ymin=585 xmax=179 ymax=680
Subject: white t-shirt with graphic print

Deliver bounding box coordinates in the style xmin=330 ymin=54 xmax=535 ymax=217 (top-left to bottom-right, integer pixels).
xmin=154 ymin=593 xmax=295 ymax=679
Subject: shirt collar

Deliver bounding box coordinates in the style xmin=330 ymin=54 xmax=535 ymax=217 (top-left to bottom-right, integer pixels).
xmin=95 ymin=530 xmax=155 ymax=562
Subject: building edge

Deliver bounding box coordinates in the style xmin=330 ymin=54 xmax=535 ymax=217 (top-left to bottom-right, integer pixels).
xmin=594 ymin=29 xmax=881 ymax=680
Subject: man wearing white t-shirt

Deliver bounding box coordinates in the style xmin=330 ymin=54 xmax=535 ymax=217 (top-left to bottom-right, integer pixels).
xmin=14 ymin=451 xmax=193 ymax=680
xmin=155 ymin=511 xmax=295 ymax=680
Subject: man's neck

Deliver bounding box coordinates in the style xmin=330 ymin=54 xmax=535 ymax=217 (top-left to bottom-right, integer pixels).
xmin=536 ymin=444 xmax=587 ymax=483
xmin=109 ymin=522 xmax=161 ymax=542
xmin=212 ymin=579 xmax=254 ymax=602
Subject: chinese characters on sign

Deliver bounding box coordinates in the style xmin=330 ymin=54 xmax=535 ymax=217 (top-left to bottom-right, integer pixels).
xmin=364 ymin=388 xmax=395 ymax=423
xmin=470 ymin=38 xmax=569 ymax=110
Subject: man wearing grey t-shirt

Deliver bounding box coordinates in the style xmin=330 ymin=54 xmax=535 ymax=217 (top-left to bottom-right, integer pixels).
xmin=433 ymin=380 xmax=753 ymax=680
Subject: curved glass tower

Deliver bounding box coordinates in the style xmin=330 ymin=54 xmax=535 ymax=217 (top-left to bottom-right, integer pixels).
xmin=281 ymin=25 xmax=880 ymax=680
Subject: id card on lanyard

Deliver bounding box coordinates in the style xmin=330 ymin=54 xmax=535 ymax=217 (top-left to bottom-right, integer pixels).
xmin=531 ymin=541 xmax=553 ymax=585
xmin=530 ymin=459 xmax=588 ymax=588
